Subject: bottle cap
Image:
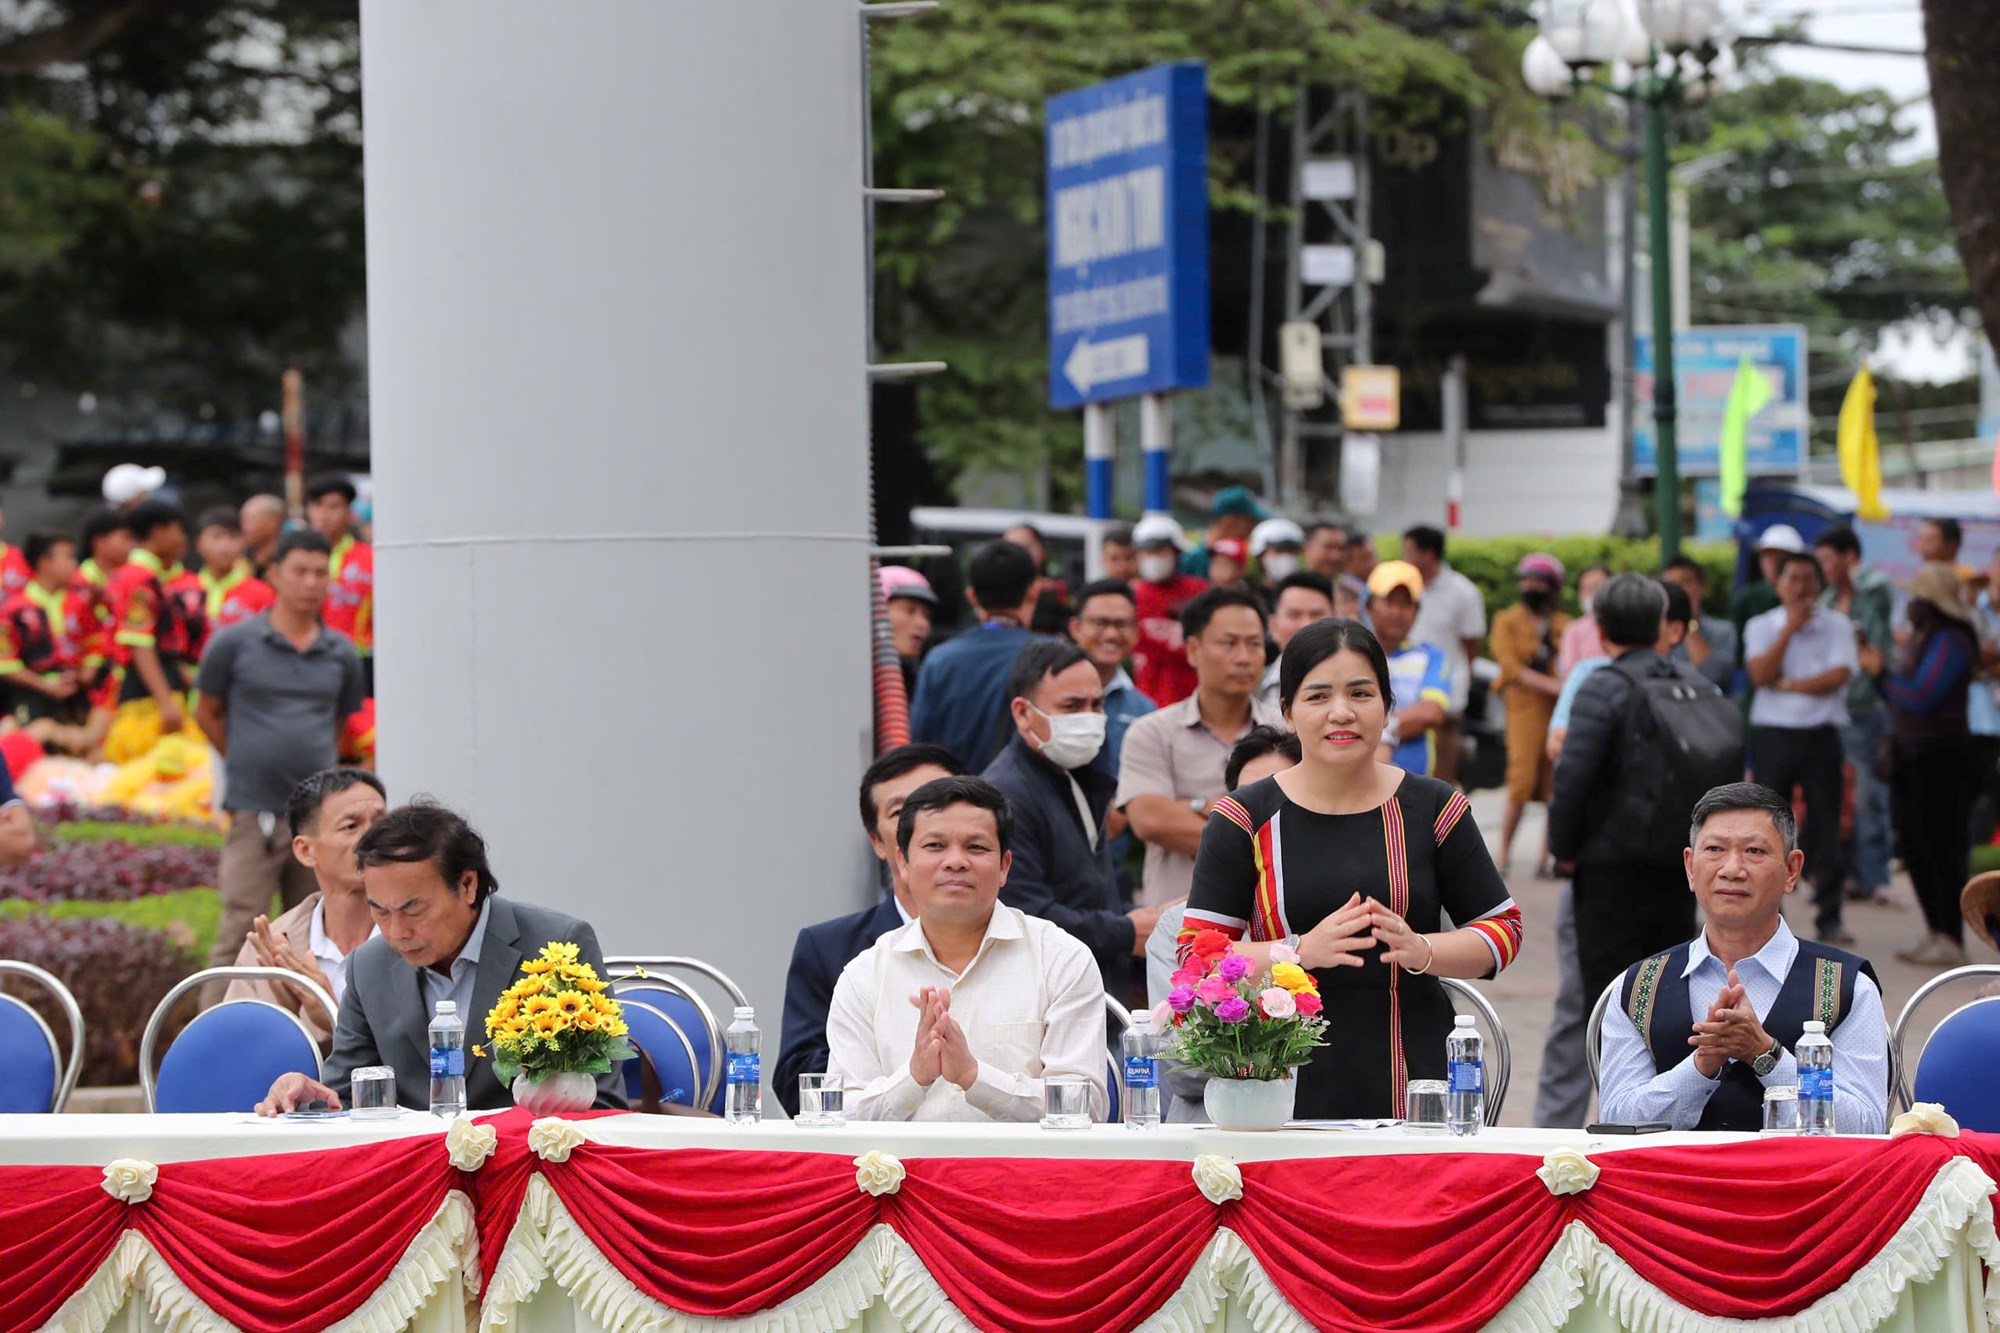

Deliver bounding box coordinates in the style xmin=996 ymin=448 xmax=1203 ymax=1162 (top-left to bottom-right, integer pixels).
xmin=1131 ymin=1011 xmax=1152 ymax=1028
xmin=1803 ymin=1020 xmax=1826 ymax=1033
xmin=1454 ymin=1015 xmax=1475 ymax=1027
xmin=733 ymin=1005 xmax=755 ymax=1020
xmin=436 ymin=1001 xmax=457 ymax=1014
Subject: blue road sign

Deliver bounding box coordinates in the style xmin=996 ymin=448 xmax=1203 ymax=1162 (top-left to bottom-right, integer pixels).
xmin=1633 ymin=325 xmax=1809 ymax=476
xmin=1046 ymin=63 xmax=1210 ymax=411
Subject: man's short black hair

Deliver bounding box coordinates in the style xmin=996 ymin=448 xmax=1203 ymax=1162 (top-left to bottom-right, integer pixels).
xmin=967 ymin=539 xmax=1038 ymax=615
xmin=1778 ymin=551 xmax=1824 ymax=586
xmin=1402 ymin=525 xmax=1446 ymax=559
xmin=1663 ymin=554 xmax=1708 ymax=584
xmin=273 ymin=528 xmax=333 ymax=566
xmin=1272 ymin=570 xmax=1336 ymax=605
xmin=1595 ymin=572 xmax=1670 ymax=649
xmin=1006 ymin=638 xmax=1091 ymax=705
xmin=22 ymin=532 xmax=72 ymax=571
xmin=1661 ymin=578 xmax=1693 ymax=628
xmin=1181 ymin=585 xmax=1267 ymax=640
xmin=195 ymin=506 xmax=241 ymax=537
xmin=895 ymin=775 xmax=1014 ymax=857
xmin=1690 ymin=782 xmax=1798 ymax=857
xmin=1814 ymin=524 xmax=1862 ymax=559
xmin=858 ymin=743 xmax=966 ymax=835
xmin=1103 ymin=522 xmax=1136 ymax=548
xmin=288 ymin=767 xmax=388 ymax=837
xmin=354 ymin=799 xmax=499 ymax=900
xmin=80 ymin=507 xmax=130 ymax=555
xmin=306 ymin=474 xmax=357 ymax=505
xmin=127 ymin=498 xmax=185 ymax=541
xmin=1928 ymin=517 xmax=1964 ymax=551
xmin=1305 ymin=520 xmax=1346 ymax=541
xmin=1072 ymin=578 xmax=1135 ymax=613
xmin=1226 ymin=725 xmax=1302 ymax=790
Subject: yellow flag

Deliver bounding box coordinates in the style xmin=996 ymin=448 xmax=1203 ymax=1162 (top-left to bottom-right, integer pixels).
xmin=1837 ymin=367 xmax=1888 ymax=521
xmin=1719 ymin=355 xmax=1773 ymax=518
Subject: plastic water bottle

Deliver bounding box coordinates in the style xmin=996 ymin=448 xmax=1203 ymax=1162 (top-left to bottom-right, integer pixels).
xmin=1122 ymin=1013 xmax=1162 ymax=1128
xmin=1446 ymin=1015 xmax=1484 ymax=1137
xmin=428 ymin=1000 xmax=465 ymax=1117
xmin=725 ymin=1006 xmax=762 ymax=1124
xmin=1798 ymin=1020 xmax=1835 ymax=1135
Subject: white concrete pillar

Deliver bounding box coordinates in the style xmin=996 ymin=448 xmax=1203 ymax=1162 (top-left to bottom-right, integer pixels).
xmin=362 ymin=1 xmax=873 ymax=1035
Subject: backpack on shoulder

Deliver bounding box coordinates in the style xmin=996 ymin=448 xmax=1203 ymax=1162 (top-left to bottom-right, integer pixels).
xmin=1599 ymin=655 xmax=1746 ymax=861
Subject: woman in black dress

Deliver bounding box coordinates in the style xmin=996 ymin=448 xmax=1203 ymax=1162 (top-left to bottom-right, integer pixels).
xmin=1181 ymin=618 xmax=1522 ymax=1120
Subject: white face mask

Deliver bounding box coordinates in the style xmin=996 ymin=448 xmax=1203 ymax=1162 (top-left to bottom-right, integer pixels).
xmin=1261 ymin=553 xmax=1301 ymax=581
xmin=1030 ymin=705 xmax=1107 ymax=769
xmin=1138 ymin=553 xmax=1178 ymax=583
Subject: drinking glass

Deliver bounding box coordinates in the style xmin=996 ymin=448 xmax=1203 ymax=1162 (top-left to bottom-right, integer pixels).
xmin=350 ymin=1066 xmax=399 ymax=1120
xmin=1040 ymin=1075 xmax=1094 ymax=1129
xmin=1402 ymin=1079 xmax=1449 ymax=1134
xmin=1762 ymin=1086 xmax=1802 ymax=1134
xmin=797 ymin=1074 xmax=846 ymax=1126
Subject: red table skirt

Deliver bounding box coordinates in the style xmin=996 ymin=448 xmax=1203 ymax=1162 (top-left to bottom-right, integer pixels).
xmin=8 ymin=1112 xmax=2000 ymax=1333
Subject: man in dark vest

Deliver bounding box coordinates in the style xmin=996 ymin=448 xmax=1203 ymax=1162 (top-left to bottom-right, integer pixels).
xmin=1598 ymin=782 xmax=1889 ymax=1132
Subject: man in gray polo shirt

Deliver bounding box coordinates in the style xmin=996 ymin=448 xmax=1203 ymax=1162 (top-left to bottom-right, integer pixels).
xmin=195 ymin=528 xmax=366 ymax=1004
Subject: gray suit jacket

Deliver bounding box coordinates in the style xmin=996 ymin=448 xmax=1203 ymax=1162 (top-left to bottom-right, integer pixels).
xmin=324 ymin=894 xmax=627 ymax=1111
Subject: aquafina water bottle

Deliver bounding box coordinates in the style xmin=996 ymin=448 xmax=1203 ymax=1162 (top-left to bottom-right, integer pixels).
xmin=1122 ymin=1012 xmax=1162 ymax=1128
xmin=725 ymin=1006 xmax=762 ymax=1123
xmin=428 ymin=1000 xmax=465 ymax=1117
xmin=1797 ymin=1020 xmax=1835 ymax=1135
xmin=1446 ymin=1015 xmax=1483 ymax=1136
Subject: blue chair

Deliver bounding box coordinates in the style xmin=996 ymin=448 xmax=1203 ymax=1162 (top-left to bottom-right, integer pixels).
xmin=1105 ymin=995 xmax=1133 ymax=1124
xmin=620 ymin=1000 xmax=702 ymax=1109
xmin=1891 ymin=965 xmax=2000 ymax=1113
xmin=0 ymin=961 xmax=84 ymax=1113
xmin=1105 ymin=1056 xmax=1121 ymax=1125
xmin=140 ymin=967 xmax=337 ymax=1113
xmin=1911 ymin=997 xmax=2000 ymax=1133
xmin=609 ymin=970 xmax=724 ymax=1111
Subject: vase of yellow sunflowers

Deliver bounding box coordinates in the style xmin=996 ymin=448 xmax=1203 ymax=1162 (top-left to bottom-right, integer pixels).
xmin=483 ymin=942 xmax=634 ymax=1115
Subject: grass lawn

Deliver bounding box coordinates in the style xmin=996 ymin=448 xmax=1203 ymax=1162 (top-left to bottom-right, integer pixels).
xmin=0 ymin=886 xmax=224 ymax=962
xmin=47 ymin=820 xmax=224 ymax=849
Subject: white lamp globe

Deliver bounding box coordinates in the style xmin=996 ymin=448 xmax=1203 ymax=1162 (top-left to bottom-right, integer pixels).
xmin=1636 ymin=0 xmax=1694 ymax=50
xmin=1523 ymin=35 xmax=1575 ymax=98
xmin=1542 ymin=0 xmax=1590 ymax=65
xmin=1575 ymin=0 xmax=1630 ymax=66
xmin=1617 ymin=0 xmax=1653 ymax=65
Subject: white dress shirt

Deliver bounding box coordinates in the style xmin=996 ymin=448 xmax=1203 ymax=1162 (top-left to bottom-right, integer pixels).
xmin=1599 ymin=919 xmax=1888 ymax=1133
xmin=1744 ymin=605 xmax=1858 ymax=729
xmin=826 ymin=903 xmax=1109 ymax=1123
xmin=1411 ymin=564 xmax=1486 ymax=714
xmin=306 ymin=898 xmax=379 ymax=1005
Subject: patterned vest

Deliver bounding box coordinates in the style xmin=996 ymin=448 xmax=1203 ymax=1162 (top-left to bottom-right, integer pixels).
xmin=1618 ymin=937 xmax=1878 ymax=1132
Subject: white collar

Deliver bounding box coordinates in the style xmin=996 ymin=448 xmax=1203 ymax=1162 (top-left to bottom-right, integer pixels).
xmin=889 ymin=902 xmax=1024 ymax=973
xmin=309 ymin=895 xmax=379 ymax=960
xmin=1685 ymin=916 xmax=1797 ymax=982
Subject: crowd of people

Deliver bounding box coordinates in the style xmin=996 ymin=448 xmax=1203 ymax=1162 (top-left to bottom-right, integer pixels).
xmin=223 ymin=492 xmax=1977 ymax=1132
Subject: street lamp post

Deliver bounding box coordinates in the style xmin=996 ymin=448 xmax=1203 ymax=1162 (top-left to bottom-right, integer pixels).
xmin=1524 ymin=0 xmax=1731 ymax=563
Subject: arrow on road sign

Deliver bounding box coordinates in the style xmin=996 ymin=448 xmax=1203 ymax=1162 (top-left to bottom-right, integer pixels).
xmin=1062 ymin=334 xmax=1151 ymax=397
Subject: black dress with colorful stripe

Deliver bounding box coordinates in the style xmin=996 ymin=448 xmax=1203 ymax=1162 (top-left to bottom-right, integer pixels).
xmin=1183 ymin=772 xmax=1520 ymax=1120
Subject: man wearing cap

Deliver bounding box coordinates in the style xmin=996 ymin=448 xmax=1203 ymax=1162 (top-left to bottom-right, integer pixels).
xmin=1180 ymin=486 xmax=1266 ymax=580
xmin=1131 ymin=516 xmax=1209 ymax=708
xmin=102 ymin=463 xmax=167 ymax=511
xmin=1492 ymin=554 xmax=1571 ymax=874
xmin=878 ymin=566 xmax=935 ymax=697
xmin=1206 ymin=538 xmax=1250 ymax=591
xmin=1731 ymin=524 xmax=1803 ymax=649
xmin=1249 ymin=518 xmax=1305 ymax=588
xmin=1403 ymin=525 xmax=1487 ymax=786
xmin=1366 ymin=561 xmax=1453 ymax=776
xmin=1255 ymin=571 xmax=1335 ymax=711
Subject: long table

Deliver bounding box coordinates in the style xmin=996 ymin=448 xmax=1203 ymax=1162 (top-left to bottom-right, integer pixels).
xmin=5 ymin=1111 xmax=1997 ymax=1332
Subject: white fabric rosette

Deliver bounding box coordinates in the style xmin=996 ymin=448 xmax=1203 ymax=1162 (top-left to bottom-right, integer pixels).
xmin=527 ymin=1117 xmax=587 ymax=1164
xmin=1191 ymin=1154 xmax=1243 ymax=1205
xmin=1536 ymin=1147 xmax=1600 ymax=1197
xmin=101 ymin=1158 xmax=158 ymax=1205
xmin=854 ymin=1150 xmax=906 ymax=1197
xmin=446 ymin=1117 xmax=499 ymax=1172
xmin=1891 ymin=1102 xmax=1962 ymax=1139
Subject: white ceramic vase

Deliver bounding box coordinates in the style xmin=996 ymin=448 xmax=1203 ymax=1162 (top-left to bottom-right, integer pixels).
xmin=1202 ymin=1075 xmax=1297 ymax=1131
xmin=512 ymin=1071 xmax=597 ymax=1116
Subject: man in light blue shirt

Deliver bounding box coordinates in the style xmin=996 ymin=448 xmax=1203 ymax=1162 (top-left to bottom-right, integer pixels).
xmin=1599 ymin=782 xmax=1888 ymax=1133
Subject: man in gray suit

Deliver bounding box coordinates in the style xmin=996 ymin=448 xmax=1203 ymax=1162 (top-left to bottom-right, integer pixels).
xmin=256 ymin=801 xmax=626 ymax=1114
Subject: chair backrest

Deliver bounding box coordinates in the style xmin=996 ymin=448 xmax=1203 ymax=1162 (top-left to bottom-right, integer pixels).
xmin=1585 ymin=978 xmax=1621 ymax=1097
xmin=611 ymin=979 xmax=722 ymax=1110
xmin=1891 ymin=964 xmax=2000 ymax=1112
xmin=1106 ymin=1056 xmax=1121 ymax=1124
xmin=620 ymin=1000 xmax=702 ymax=1109
xmin=1911 ymin=997 xmax=2000 ymax=1132
xmin=1439 ymin=977 xmax=1510 ymax=1127
xmin=605 ymin=955 xmax=749 ymax=1007
xmin=0 ymin=961 xmax=83 ymax=1113
xmin=140 ymin=967 xmax=337 ymax=1113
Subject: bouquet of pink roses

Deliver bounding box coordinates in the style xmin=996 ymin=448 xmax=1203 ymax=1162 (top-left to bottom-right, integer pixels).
xmin=1156 ymin=929 xmax=1329 ymax=1081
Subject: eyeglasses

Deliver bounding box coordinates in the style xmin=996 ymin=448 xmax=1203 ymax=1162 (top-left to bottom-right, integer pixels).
xmin=1079 ymin=616 xmax=1135 ymax=632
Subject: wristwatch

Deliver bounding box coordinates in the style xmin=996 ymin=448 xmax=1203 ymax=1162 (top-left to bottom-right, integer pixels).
xmin=1751 ymin=1041 xmax=1783 ymax=1077
xmin=1188 ymin=797 xmax=1206 ymax=813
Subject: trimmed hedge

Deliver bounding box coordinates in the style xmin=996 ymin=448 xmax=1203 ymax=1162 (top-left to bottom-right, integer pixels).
xmin=0 ymin=887 xmax=223 ymax=963
xmin=48 ymin=819 xmax=224 ymax=849
xmin=1354 ymin=535 xmax=1737 ymax=620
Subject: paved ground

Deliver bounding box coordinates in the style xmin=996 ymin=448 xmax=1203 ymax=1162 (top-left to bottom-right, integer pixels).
xmin=1468 ymin=791 xmax=2000 ymax=1127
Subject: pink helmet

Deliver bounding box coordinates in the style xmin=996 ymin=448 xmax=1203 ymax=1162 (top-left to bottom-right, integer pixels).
xmin=1515 ymin=552 xmax=1566 ymax=584
xmin=876 ymin=565 xmax=937 ymax=605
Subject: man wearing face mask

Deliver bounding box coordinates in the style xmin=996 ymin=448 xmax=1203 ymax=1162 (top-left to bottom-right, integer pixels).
xmin=982 ymin=638 xmax=1162 ymax=989
xmin=1249 ymin=518 xmax=1306 ymax=587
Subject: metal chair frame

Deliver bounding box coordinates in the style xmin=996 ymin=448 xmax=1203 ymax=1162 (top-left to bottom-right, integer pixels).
xmin=1439 ymin=977 xmax=1511 ymax=1127
xmin=0 ymin=961 xmax=84 ymax=1112
xmin=1585 ymin=978 xmax=1621 ymax=1097
xmin=140 ymin=966 xmax=337 ymax=1113
xmin=605 ymin=955 xmax=750 ymax=1009
xmin=1892 ymin=965 xmax=2000 ymax=1112
xmin=609 ymin=971 xmax=724 ymax=1109
xmin=619 ymin=999 xmax=703 ymax=1110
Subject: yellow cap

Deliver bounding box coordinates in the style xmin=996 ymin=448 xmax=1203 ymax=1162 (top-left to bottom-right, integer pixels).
xmin=1366 ymin=559 xmax=1424 ymax=602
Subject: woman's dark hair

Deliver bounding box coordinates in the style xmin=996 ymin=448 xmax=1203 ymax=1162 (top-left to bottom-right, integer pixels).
xmin=1660 ymin=578 xmax=1693 ymax=629
xmin=288 ymin=767 xmax=388 ymax=836
xmin=895 ymin=775 xmax=1014 ymax=857
xmin=1595 ymin=572 xmax=1670 ymax=649
xmin=1278 ymin=617 xmax=1393 ymax=713
xmin=1226 ymin=725 xmax=1303 ymax=789
xmin=354 ymin=799 xmax=499 ymax=899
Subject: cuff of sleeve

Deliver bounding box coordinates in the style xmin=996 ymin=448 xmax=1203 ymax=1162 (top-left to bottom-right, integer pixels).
xmin=882 ymin=1068 xmax=927 ymax=1119
xmin=1758 ymin=1051 xmax=1799 ymax=1089
xmin=962 ymin=1061 xmax=1028 ymax=1120
xmin=115 ymin=631 xmax=156 ymax=648
xmin=1673 ymin=1053 xmax=1724 ymax=1103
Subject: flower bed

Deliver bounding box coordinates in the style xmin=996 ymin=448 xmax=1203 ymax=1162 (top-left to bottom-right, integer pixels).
xmin=0 ymin=914 xmax=197 ymax=1087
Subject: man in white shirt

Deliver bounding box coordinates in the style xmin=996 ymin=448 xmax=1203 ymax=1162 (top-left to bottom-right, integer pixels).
xmin=1403 ymin=525 xmax=1487 ymax=784
xmin=826 ymin=775 xmax=1109 ymax=1122
xmin=225 ymin=767 xmax=386 ymax=1051
xmin=1599 ymin=782 xmax=1887 ymax=1133
xmin=1743 ymin=552 xmax=1858 ymax=946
